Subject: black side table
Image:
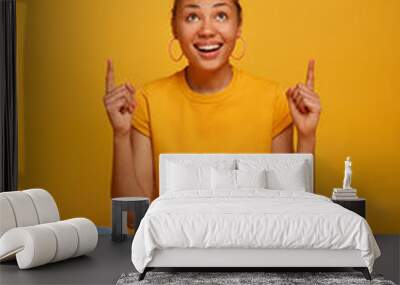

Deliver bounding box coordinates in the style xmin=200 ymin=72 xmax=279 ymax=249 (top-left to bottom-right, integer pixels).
xmin=332 ymin=198 xmax=366 ymax=218
xmin=112 ymin=197 xmax=149 ymax=242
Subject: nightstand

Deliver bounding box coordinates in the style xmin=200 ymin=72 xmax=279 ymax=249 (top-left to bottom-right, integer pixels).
xmin=332 ymin=198 xmax=366 ymax=218
xmin=112 ymin=197 xmax=150 ymax=242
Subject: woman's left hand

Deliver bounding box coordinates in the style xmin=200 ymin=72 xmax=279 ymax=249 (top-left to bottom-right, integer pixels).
xmin=286 ymin=59 xmax=322 ymax=138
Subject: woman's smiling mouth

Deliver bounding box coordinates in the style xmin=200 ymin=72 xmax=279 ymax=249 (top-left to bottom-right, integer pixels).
xmin=193 ymin=43 xmax=224 ymax=59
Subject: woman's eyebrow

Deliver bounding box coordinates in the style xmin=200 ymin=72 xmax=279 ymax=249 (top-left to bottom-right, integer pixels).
xmin=183 ymin=4 xmax=200 ymax=9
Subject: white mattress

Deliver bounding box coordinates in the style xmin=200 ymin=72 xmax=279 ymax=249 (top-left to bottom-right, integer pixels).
xmin=131 ymin=189 xmax=381 ymax=273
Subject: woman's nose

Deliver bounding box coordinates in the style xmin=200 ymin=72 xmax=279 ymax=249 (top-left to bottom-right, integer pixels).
xmin=198 ymin=18 xmax=216 ymax=38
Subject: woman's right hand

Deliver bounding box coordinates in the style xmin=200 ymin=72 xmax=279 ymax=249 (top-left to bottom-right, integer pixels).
xmin=103 ymin=59 xmax=137 ymax=138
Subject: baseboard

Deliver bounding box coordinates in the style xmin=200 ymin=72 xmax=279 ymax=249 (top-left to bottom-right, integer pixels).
xmin=97 ymin=226 xmax=112 ymax=235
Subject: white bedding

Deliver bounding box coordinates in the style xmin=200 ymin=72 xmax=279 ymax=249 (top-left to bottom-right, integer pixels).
xmin=131 ymin=189 xmax=381 ymax=273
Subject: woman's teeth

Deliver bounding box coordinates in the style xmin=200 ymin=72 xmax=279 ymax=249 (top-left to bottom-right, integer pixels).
xmin=195 ymin=44 xmax=223 ymax=53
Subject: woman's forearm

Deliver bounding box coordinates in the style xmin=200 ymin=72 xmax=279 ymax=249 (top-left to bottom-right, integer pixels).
xmin=296 ymin=133 xmax=316 ymax=154
xmin=111 ymin=134 xmax=142 ymax=198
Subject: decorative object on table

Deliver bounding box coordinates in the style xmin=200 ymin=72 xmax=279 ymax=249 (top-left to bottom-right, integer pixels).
xmin=332 ymin=188 xmax=358 ymax=200
xmin=116 ymin=271 xmax=395 ymax=285
xmin=112 ymin=197 xmax=149 ymax=242
xmin=0 ymin=189 xmax=98 ymax=269
xmin=332 ymin=198 xmax=366 ymax=218
xmin=332 ymin=156 xmax=358 ymax=200
xmin=343 ymin=156 xmax=352 ymax=189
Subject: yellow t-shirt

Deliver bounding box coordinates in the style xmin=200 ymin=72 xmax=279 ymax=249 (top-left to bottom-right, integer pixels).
xmin=132 ymin=65 xmax=293 ymax=195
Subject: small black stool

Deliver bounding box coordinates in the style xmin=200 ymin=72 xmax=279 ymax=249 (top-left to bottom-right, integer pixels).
xmin=112 ymin=197 xmax=149 ymax=242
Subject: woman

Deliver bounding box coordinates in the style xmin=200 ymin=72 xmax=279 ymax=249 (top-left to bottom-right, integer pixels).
xmin=103 ymin=0 xmax=321 ymax=201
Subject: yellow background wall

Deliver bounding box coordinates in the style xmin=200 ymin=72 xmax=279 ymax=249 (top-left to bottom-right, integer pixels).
xmin=16 ymin=0 xmax=400 ymax=234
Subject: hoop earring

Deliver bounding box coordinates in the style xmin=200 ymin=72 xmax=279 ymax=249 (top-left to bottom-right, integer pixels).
xmin=230 ymin=36 xmax=246 ymax=61
xmin=168 ymin=38 xmax=184 ymax=62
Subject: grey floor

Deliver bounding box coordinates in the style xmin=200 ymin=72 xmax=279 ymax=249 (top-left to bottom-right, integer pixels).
xmin=374 ymin=235 xmax=400 ymax=284
xmin=0 ymin=233 xmax=398 ymax=285
xmin=0 ymin=234 xmax=134 ymax=285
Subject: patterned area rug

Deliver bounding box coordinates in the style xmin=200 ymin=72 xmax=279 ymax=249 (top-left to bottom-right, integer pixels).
xmin=116 ymin=271 xmax=396 ymax=285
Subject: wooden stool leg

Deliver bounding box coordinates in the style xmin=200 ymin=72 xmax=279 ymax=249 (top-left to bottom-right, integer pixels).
xmin=112 ymin=201 xmax=123 ymax=241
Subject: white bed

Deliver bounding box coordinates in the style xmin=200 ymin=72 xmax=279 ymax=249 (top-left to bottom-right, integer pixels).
xmin=131 ymin=154 xmax=381 ymax=281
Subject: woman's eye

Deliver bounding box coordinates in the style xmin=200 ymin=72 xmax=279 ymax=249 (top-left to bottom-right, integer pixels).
xmin=186 ymin=14 xmax=199 ymax=22
xmin=216 ymin=12 xmax=228 ymax=22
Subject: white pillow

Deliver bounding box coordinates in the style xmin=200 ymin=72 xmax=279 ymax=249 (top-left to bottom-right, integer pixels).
xmin=266 ymin=164 xmax=308 ymax=191
xmin=237 ymin=169 xmax=267 ymax=188
xmin=211 ymin=169 xmax=268 ymax=190
xmin=167 ymin=162 xmax=212 ymax=191
xmin=166 ymin=159 xmax=236 ymax=192
xmin=238 ymin=159 xmax=309 ymax=191
xmin=211 ymin=168 xmax=237 ymax=190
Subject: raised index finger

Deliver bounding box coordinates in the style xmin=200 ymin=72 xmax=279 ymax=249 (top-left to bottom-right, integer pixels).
xmin=306 ymin=59 xmax=315 ymax=90
xmin=106 ymin=59 xmax=115 ymax=92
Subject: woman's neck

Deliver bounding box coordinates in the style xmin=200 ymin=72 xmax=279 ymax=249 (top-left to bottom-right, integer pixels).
xmin=185 ymin=63 xmax=233 ymax=94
